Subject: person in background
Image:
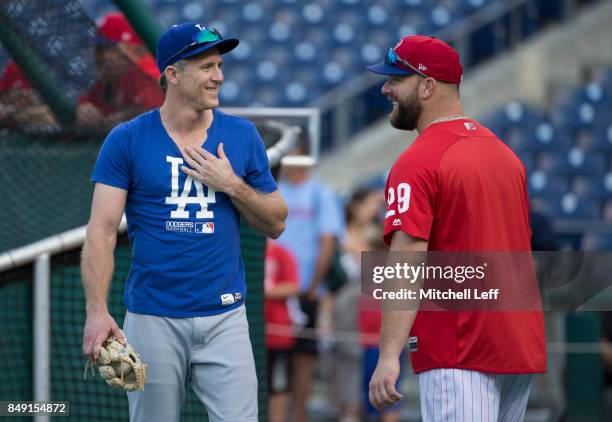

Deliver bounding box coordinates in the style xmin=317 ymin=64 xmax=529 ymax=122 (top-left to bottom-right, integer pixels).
xmin=276 ymin=151 xmax=344 ymax=422
xmin=330 ymin=188 xmax=386 ymax=422
xmin=264 ymin=240 xmax=300 ymax=422
xmin=343 ymin=188 xmax=385 ymax=261
xmin=0 ymin=60 xmax=60 ymax=134
xmin=76 ymin=12 xmax=163 ymax=134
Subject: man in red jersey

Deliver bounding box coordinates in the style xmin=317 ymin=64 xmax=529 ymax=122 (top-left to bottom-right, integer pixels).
xmin=366 ymin=35 xmax=546 ymax=421
xmin=76 ymin=12 xmax=163 ymax=133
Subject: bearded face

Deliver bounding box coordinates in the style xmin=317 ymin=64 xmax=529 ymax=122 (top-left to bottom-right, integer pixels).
xmin=390 ymin=85 xmax=422 ymax=131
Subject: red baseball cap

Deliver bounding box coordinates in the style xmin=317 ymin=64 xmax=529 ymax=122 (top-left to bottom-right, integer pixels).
xmin=95 ymin=12 xmax=142 ymax=45
xmin=0 ymin=61 xmax=32 ymax=91
xmin=367 ymin=35 xmax=463 ymax=84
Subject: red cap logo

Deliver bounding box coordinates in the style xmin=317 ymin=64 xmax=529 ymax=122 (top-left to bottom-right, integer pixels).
xmin=394 ymin=35 xmax=463 ymax=84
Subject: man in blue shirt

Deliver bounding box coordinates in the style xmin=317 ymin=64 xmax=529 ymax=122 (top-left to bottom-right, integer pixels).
xmin=81 ymin=22 xmax=287 ymax=422
xmin=276 ymin=154 xmax=344 ymax=422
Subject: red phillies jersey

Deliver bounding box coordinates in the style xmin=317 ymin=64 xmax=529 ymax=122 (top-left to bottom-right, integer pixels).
xmin=383 ymin=119 xmax=546 ymax=374
xmin=78 ymin=54 xmax=163 ymax=116
xmin=265 ymin=241 xmax=299 ymax=349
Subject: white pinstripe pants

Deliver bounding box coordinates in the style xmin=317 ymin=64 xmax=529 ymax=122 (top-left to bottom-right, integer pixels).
xmin=419 ymin=369 xmax=534 ymax=422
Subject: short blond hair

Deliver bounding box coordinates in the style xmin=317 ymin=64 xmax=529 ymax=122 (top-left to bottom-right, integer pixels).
xmin=159 ymin=60 xmax=188 ymax=93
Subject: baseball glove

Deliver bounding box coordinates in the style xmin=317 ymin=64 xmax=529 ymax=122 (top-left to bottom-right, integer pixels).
xmin=84 ymin=336 xmax=147 ymax=392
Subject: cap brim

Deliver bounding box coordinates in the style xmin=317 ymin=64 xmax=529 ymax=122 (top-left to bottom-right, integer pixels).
xmin=281 ymin=155 xmax=317 ymax=167
xmin=180 ymin=38 xmax=240 ymax=61
xmin=366 ymin=62 xmax=415 ymax=76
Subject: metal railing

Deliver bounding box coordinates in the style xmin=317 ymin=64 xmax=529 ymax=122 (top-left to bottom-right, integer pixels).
xmin=223 ymin=107 xmax=321 ymax=159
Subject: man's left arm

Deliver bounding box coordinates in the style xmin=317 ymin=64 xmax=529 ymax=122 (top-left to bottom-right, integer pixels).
xmin=182 ymin=143 xmax=287 ymax=239
xmin=369 ymin=231 xmax=428 ymax=411
xmin=304 ymin=234 xmax=335 ymax=299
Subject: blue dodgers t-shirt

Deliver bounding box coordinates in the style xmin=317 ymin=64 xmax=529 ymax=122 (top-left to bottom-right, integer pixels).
xmin=91 ymin=108 xmax=277 ymax=317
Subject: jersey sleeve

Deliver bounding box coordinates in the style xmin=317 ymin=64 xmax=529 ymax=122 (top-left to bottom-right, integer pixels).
xmin=383 ymin=162 xmax=436 ymax=245
xmin=244 ymin=124 xmax=277 ymax=193
xmin=91 ymin=123 xmax=131 ymax=190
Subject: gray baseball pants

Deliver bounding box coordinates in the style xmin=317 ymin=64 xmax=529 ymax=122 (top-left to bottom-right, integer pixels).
xmin=123 ymin=304 xmax=258 ymax=422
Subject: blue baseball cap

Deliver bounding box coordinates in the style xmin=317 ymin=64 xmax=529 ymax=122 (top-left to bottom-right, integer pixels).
xmin=156 ymin=22 xmax=239 ymax=73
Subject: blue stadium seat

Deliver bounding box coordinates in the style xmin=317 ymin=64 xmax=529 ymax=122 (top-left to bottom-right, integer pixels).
xmin=574 ymin=129 xmax=612 ymax=156
xmin=569 ymin=81 xmax=610 ymax=106
xmin=227 ymin=39 xmax=254 ymax=63
xmin=220 ymin=66 xmax=256 ymax=106
xmin=180 ymin=1 xmax=206 ymax=20
xmin=458 ymin=0 xmax=493 ymax=14
xmin=293 ymin=40 xmax=319 ymax=63
xmin=517 ymin=129 xmax=572 ymax=155
xmin=553 ymin=99 xmax=612 ymax=131
xmin=358 ymin=40 xmax=386 ymax=69
xmin=251 ymin=85 xmax=283 ymax=107
xmin=395 ymin=14 xmax=432 ymax=38
xmin=485 ymin=102 xmax=545 ymax=136
xmin=240 ymin=2 xmax=269 ymax=25
xmin=255 ymin=60 xmax=281 ymax=83
xmin=268 ymin=20 xmax=295 ymax=44
xmin=600 ymin=68 xmax=612 ymax=89
xmin=542 ymin=193 xmax=601 ymax=220
xmin=570 ymin=174 xmax=612 ymax=200
xmin=587 ymin=124 xmax=612 ymax=152
xmin=526 ymin=122 xmax=574 ymax=151
xmin=503 ymin=127 xmax=529 ymax=152
xmin=219 ymin=79 xmax=240 ymax=104
xmin=393 ymin=0 xmax=433 ymax=10
xmin=155 ymin=4 xmax=182 ymax=27
xmin=535 ymin=150 xmax=606 ymax=176
xmin=301 ymin=2 xmax=327 ymax=25
xmin=528 ymin=171 xmax=569 ymax=198
xmin=515 ymin=150 xmax=535 ymax=173
xmin=428 ymin=4 xmax=459 ymax=30
xmin=365 ymin=4 xmax=392 ymax=26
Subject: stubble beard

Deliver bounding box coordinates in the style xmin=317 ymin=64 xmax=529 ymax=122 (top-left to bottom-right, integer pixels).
xmin=189 ymin=87 xmax=220 ymax=112
xmin=390 ymin=90 xmax=422 ymax=131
